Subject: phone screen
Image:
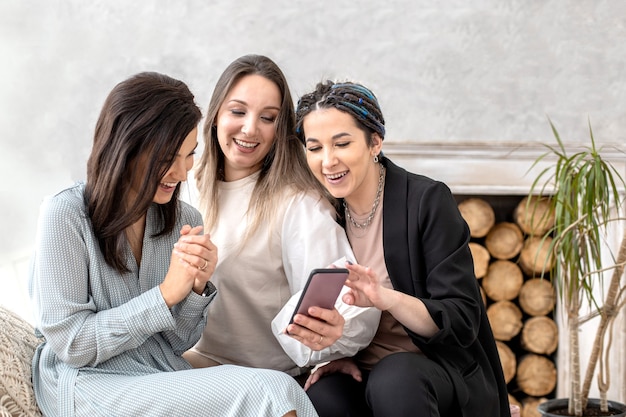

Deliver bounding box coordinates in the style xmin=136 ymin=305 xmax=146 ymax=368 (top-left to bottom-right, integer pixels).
xmin=288 ymin=268 xmax=349 ymax=325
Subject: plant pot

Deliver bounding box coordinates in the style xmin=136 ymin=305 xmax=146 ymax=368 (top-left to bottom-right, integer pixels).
xmin=538 ymin=398 xmax=626 ymax=416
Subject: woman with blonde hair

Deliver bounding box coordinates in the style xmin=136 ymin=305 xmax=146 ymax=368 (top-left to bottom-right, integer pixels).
xmin=185 ymin=55 xmax=379 ymax=382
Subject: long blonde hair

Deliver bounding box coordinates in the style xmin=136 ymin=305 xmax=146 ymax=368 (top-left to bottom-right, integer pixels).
xmin=195 ymin=55 xmax=333 ymax=237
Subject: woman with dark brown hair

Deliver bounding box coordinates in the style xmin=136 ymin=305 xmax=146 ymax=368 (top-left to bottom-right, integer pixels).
xmin=294 ymin=80 xmax=511 ymax=417
xmin=29 ymin=71 xmax=318 ymax=417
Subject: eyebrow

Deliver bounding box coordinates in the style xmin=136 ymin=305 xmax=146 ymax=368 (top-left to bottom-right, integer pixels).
xmin=305 ymin=132 xmax=351 ymax=143
xmin=177 ymin=143 xmax=198 ymax=157
xmin=228 ymin=99 xmax=280 ymax=112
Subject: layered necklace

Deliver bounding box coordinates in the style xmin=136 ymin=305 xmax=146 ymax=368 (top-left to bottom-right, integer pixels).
xmin=343 ymin=163 xmax=386 ymax=230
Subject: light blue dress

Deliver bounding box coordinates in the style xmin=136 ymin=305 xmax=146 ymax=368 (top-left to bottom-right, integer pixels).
xmin=29 ymin=183 xmax=318 ymax=417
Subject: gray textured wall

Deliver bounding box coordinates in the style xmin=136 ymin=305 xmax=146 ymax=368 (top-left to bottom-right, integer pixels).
xmin=1 ymin=0 xmax=625 ymax=257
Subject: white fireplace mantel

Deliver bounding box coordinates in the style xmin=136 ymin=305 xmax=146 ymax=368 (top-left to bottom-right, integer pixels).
xmin=383 ymin=141 xmax=626 ymax=195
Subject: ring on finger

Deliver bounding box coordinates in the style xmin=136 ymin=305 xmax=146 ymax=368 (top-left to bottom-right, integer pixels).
xmin=199 ymin=259 xmax=209 ymax=271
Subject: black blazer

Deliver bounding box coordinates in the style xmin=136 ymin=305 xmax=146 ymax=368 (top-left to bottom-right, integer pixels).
xmin=370 ymin=157 xmax=510 ymax=417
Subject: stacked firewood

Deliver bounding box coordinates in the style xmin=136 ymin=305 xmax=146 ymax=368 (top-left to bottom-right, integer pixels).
xmin=458 ymin=196 xmax=557 ymax=417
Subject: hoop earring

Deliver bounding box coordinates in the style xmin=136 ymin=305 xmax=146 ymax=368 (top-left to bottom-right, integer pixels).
xmin=373 ymin=154 xmax=379 ymax=163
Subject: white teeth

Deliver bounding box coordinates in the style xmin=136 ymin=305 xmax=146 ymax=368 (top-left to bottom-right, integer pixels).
xmin=161 ymin=182 xmax=178 ymax=187
xmin=233 ymin=139 xmax=258 ymax=148
xmin=326 ymin=172 xmax=346 ymax=180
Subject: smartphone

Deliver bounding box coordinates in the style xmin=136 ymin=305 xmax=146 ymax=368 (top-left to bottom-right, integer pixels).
xmin=288 ymin=268 xmax=349 ymax=325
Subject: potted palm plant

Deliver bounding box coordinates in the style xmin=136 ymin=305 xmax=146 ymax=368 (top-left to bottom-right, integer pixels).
xmin=525 ymin=120 xmax=626 ymax=417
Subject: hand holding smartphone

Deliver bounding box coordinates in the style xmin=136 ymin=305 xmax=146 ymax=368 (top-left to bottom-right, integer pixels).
xmin=288 ymin=268 xmax=349 ymax=325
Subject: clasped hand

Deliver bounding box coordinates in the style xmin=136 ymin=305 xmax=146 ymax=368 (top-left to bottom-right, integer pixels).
xmin=159 ymin=225 xmax=217 ymax=307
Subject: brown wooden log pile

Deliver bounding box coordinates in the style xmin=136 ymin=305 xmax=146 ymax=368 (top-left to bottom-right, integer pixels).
xmin=457 ymin=195 xmax=557 ymax=415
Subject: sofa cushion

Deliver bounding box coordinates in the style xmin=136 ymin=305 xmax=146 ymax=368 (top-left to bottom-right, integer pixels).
xmin=0 ymin=306 xmax=42 ymax=417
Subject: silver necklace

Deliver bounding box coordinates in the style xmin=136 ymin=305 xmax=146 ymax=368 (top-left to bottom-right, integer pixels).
xmin=344 ymin=163 xmax=385 ymax=230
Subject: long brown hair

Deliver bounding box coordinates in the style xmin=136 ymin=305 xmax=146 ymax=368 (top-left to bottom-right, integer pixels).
xmin=85 ymin=72 xmax=202 ymax=273
xmin=195 ymin=55 xmax=332 ymax=236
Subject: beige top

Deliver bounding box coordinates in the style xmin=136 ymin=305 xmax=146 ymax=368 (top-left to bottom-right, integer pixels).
xmin=346 ymin=190 xmax=421 ymax=370
xmin=189 ymin=172 xmax=374 ymax=375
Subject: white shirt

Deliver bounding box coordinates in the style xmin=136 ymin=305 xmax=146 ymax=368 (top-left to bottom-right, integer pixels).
xmin=190 ymin=173 xmax=380 ymax=374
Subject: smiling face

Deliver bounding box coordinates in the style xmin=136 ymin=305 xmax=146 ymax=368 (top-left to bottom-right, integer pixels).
xmin=215 ymin=74 xmax=281 ymax=181
xmin=303 ymin=107 xmax=383 ymax=212
xmin=129 ymin=127 xmax=198 ymax=206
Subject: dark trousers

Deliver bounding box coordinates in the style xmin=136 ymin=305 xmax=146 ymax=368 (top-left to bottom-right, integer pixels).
xmin=306 ymin=352 xmax=458 ymax=417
